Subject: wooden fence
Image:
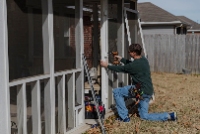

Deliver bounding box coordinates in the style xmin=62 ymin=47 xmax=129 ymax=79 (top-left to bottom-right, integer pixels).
xmin=144 ymin=34 xmax=200 ymax=74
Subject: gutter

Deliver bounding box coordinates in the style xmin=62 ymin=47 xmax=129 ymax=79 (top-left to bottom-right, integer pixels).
xmin=140 ymin=21 xmax=182 ymax=25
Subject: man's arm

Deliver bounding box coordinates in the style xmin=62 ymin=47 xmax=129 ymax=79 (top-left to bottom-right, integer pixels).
xmin=120 ymin=58 xmax=132 ymax=65
xmin=115 ymin=55 xmax=131 ymax=65
xmin=100 ymin=60 xmax=134 ymax=74
xmin=107 ymin=63 xmax=133 ymax=73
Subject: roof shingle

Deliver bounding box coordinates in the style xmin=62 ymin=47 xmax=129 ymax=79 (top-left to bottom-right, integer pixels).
xmin=177 ymin=16 xmax=200 ymax=30
xmin=137 ymin=2 xmax=180 ymax=22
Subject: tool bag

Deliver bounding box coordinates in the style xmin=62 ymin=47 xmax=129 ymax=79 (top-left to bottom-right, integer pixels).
xmin=129 ymin=83 xmax=144 ymax=103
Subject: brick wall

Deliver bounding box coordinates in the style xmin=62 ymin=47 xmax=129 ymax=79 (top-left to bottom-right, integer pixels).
xmin=70 ymin=16 xmax=93 ymax=68
xmin=84 ymin=16 xmax=93 ymax=68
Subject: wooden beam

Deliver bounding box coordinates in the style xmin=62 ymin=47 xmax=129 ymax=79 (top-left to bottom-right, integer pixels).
xmin=32 ymin=81 xmax=41 ymax=134
xmin=42 ymin=0 xmax=55 ymax=133
xmin=75 ymin=0 xmax=84 ymax=125
xmin=17 ymin=84 xmax=27 ymax=134
xmin=117 ymin=0 xmax=125 ymax=87
xmin=0 ymin=0 xmax=10 ymax=133
xmin=57 ymin=75 xmax=66 ymax=133
xmin=67 ymin=73 xmax=75 ymax=128
xmin=100 ymin=0 xmax=109 ymax=110
xmin=75 ymin=0 xmax=84 ymax=68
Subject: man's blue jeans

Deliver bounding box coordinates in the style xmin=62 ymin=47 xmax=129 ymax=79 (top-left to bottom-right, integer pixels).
xmin=113 ymin=85 xmax=169 ymax=121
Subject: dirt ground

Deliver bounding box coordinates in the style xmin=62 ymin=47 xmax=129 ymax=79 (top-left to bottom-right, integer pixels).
xmin=84 ymin=72 xmax=200 ymax=134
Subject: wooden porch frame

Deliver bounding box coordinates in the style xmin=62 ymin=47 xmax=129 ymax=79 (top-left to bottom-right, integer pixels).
xmin=0 ymin=0 xmax=10 ymax=133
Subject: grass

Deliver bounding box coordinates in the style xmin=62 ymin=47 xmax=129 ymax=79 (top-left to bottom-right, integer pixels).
xmin=83 ymin=72 xmax=200 ymax=134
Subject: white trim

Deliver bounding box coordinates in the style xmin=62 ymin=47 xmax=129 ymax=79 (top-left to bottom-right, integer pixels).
xmin=42 ymin=0 xmax=55 ymax=133
xmin=54 ymin=68 xmax=82 ymax=77
xmin=9 ymin=74 xmax=50 ymax=87
xmin=0 ymin=0 xmax=10 ymax=133
xmin=100 ymin=0 xmax=109 ymax=110
xmin=17 ymin=83 xmax=27 ymax=134
xmin=141 ymin=21 xmax=182 ymax=25
xmin=75 ymin=0 xmax=84 ymax=125
xmin=32 ymin=80 xmax=42 ymax=134
xmin=57 ymin=75 xmax=66 ymax=133
xmin=188 ymin=30 xmax=200 ymax=32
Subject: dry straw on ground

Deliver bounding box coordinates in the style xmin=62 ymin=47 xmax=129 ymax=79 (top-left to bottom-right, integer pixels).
xmin=83 ymin=72 xmax=200 ymax=134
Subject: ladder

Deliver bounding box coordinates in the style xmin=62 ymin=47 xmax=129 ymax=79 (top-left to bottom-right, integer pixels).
xmin=82 ymin=54 xmax=106 ymax=134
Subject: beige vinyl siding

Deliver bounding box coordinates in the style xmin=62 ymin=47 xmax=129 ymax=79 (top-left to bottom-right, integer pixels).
xmin=142 ymin=25 xmax=174 ymax=34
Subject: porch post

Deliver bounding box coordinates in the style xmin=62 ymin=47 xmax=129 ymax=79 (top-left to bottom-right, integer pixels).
xmin=117 ymin=0 xmax=125 ymax=88
xmin=100 ymin=0 xmax=109 ymax=110
xmin=42 ymin=0 xmax=55 ymax=133
xmin=0 ymin=0 xmax=10 ymax=133
xmin=75 ymin=0 xmax=84 ymax=125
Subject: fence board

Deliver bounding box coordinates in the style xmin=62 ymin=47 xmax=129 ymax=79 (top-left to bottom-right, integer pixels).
xmin=194 ymin=35 xmax=199 ymax=74
xmin=191 ymin=36 xmax=195 ymax=73
xmin=145 ymin=35 xmax=154 ymax=71
xmin=143 ymin=34 xmax=200 ymax=74
xmin=197 ymin=36 xmax=200 ymax=74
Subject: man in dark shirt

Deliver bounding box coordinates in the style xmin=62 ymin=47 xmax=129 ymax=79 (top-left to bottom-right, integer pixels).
xmin=100 ymin=43 xmax=177 ymax=122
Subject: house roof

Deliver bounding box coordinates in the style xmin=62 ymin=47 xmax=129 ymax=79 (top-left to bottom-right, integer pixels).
xmin=137 ymin=2 xmax=188 ymax=26
xmin=177 ymin=16 xmax=200 ymax=31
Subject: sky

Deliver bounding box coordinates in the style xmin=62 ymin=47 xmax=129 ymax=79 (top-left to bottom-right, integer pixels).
xmin=138 ymin=0 xmax=200 ymax=24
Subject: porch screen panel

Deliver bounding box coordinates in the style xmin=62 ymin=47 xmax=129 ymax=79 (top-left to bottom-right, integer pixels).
xmin=108 ymin=3 xmax=119 ymax=107
xmin=108 ymin=4 xmax=118 ymax=63
xmin=7 ymin=0 xmax=44 ymax=81
xmin=53 ymin=3 xmax=76 ymax=72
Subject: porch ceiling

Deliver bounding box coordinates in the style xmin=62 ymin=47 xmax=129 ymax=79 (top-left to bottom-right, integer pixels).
xmin=54 ymin=0 xmax=133 ymax=6
xmin=84 ymin=0 xmax=132 ymax=4
xmin=26 ymin=0 xmax=134 ymax=9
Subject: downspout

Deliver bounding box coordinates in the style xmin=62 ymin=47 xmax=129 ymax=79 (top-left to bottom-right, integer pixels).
xmin=174 ymin=24 xmax=183 ymax=34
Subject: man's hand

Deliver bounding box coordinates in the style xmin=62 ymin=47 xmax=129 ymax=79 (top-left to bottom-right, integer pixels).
xmin=115 ymin=55 xmax=122 ymax=61
xmin=100 ymin=60 xmax=108 ymax=68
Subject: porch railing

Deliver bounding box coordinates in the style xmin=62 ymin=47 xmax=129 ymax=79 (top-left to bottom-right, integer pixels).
xmin=9 ymin=68 xmax=83 ymax=134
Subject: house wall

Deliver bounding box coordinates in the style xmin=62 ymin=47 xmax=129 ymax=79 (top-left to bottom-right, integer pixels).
xmin=83 ymin=16 xmax=93 ymax=68
xmin=144 ymin=34 xmax=200 ymax=74
xmin=142 ymin=25 xmax=174 ymax=34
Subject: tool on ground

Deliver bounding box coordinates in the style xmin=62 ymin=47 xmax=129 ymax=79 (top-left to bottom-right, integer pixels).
xmin=129 ymin=83 xmax=143 ymax=117
xmin=82 ymin=54 xmax=106 ymax=134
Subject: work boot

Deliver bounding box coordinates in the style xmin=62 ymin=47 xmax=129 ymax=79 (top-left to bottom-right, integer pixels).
xmin=169 ymin=112 xmax=177 ymax=121
xmin=116 ymin=116 xmax=130 ymax=122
